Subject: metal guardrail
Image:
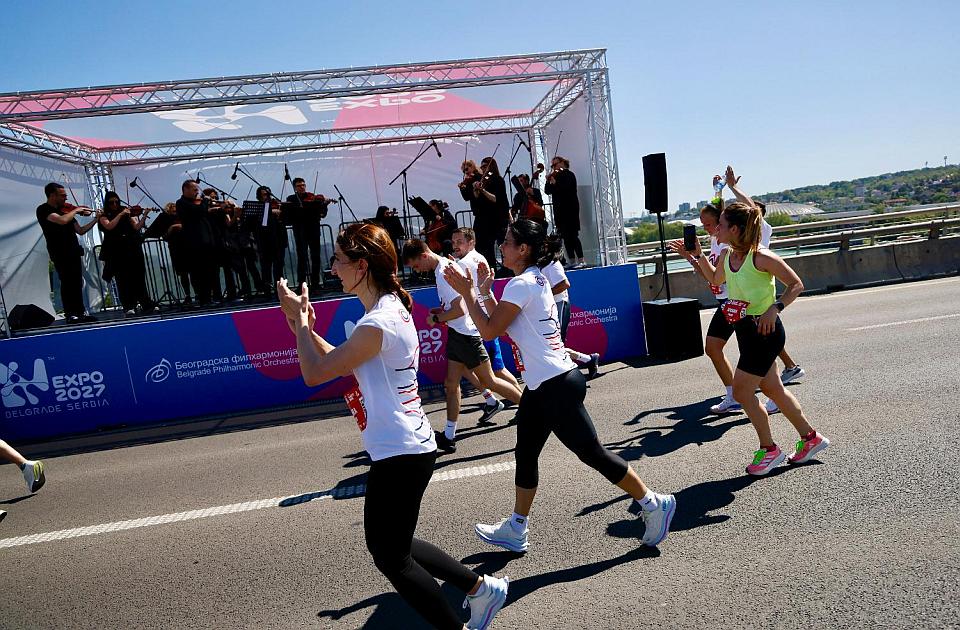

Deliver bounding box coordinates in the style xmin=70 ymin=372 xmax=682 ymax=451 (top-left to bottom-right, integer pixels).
xmin=629 ymin=205 xmax=960 ymax=275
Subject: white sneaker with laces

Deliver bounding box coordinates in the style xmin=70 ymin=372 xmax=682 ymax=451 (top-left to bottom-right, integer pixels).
xmin=475 ymin=517 xmax=528 ymax=552
xmin=710 ymin=397 xmax=742 ymax=414
xmin=765 ymin=398 xmax=780 ymax=414
xmin=640 ymin=493 xmax=676 ymax=546
xmin=464 ymin=575 xmax=509 ymax=630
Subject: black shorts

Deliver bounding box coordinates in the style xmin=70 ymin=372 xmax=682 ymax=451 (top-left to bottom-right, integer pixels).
xmin=734 ymin=316 xmax=786 ymax=377
xmin=706 ymin=301 xmax=734 ymax=341
xmin=446 ymin=328 xmax=488 ymax=369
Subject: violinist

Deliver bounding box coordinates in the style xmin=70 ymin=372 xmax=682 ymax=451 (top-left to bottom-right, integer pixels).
xmin=161 ymin=202 xmax=194 ymax=306
xmin=544 ymin=156 xmax=584 ymax=268
xmin=176 ymin=180 xmax=218 ymax=305
xmin=36 ymin=182 xmax=99 ymax=323
xmin=98 ymin=191 xmax=158 ymax=316
xmin=510 ymin=173 xmax=547 ymax=231
xmin=370 ymin=205 xmax=406 ymax=259
xmin=286 ymin=177 xmax=334 ymax=291
xmin=254 ymin=185 xmax=288 ymax=292
xmin=460 ymin=157 xmax=509 ymax=270
xmin=222 ymin=199 xmax=262 ymax=299
xmin=421 ymin=199 xmax=457 ymax=257
xmin=203 ymin=188 xmax=240 ymax=303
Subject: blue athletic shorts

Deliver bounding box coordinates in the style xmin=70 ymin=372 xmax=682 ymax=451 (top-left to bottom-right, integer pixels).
xmin=483 ymin=338 xmax=505 ymax=371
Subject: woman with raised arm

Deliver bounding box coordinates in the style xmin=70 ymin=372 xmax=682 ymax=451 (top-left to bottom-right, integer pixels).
xmin=676 ymin=202 xmax=830 ymax=475
xmin=276 ymin=222 xmax=508 ymax=630
xmin=443 ymin=219 xmax=676 ymax=553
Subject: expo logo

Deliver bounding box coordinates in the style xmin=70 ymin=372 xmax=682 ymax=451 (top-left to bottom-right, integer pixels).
xmin=418 ymin=328 xmax=442 ymax=355
xmin=52 ymin=372 xmax=106 ymax=403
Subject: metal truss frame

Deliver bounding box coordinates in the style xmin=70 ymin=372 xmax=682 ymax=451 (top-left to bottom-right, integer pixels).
xmin=0 ymin=49 xmax=625 ymax=264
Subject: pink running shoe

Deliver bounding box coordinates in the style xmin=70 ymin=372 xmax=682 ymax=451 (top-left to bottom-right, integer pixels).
xmin=787 ymin=432 xmax=830 ymax=465
xmin=746 ymin=446 xmax=785 ymax=476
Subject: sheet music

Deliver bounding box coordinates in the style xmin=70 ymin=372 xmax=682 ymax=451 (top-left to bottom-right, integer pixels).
xmin=261 ymin=202 xmax=270 ymax=227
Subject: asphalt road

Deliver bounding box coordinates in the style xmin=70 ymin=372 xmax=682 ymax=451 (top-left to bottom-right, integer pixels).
xmin=2 ymin=276 xmax=959 ymax=629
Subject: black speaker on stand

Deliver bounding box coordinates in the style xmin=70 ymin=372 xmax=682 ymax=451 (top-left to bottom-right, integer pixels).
xmin=640 ymin=153 xmax=704 ymax=361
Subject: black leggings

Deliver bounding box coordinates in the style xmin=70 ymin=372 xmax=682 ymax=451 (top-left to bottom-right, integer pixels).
xmin=514 ymin=368 xmax=628 ymax=489
xmin=365 ymin=451 xmax=478 ymax=629
xmin=560 ymin=230 xmax=583 ymax=260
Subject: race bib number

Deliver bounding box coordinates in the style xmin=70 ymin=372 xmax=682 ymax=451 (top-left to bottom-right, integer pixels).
xmin=344 ymin=385 xmax=368 ymax=432
xmin=509 ymin=339 xmax=525 ymax=372
xmin=722 ymin=299 xmax=750 ymax=325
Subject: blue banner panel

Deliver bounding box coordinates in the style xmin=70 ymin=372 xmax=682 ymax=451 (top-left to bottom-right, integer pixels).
xmin=1 ymin=264 xmax=644 ymax=443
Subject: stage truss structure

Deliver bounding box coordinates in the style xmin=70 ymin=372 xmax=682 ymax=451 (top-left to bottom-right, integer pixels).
xmin=0 ymin=49 xmax=627 ymax=264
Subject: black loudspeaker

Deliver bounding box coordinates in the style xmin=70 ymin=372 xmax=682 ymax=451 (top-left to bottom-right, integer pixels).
xmin=9 ymin=304 xmax=55 ymax=331
xmin=642 ymin=298 xmax=704 ymax=361
xmin=642 ymin=152 xmax=668 ymax=214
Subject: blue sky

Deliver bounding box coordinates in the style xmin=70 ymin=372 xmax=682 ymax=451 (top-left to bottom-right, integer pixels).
xmin=2 ymin=0 xmax=957 ymax=215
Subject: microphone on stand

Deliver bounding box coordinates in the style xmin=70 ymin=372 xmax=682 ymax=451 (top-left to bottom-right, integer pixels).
xmin=195 ymin=171 xmax=202 ymax=184
xmin=516 ymin=134 xmax=531 ymax=152
xmin=129 ymin=177 xmax=139 ymax=188
xmin=431 ymin=139 xmax=442 ymax=159
xmin=230 ymin=163 xmax=239 ymax=180
xmin=284 ymin=164 xmax=291 ymax=181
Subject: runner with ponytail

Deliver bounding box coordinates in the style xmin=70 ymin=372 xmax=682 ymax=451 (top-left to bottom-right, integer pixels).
xmin=443 ymin=219 xmax=676 ymax=552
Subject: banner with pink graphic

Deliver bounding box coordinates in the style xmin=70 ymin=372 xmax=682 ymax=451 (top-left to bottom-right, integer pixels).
xmin=0 ymin=264 xmax=644 ymax=443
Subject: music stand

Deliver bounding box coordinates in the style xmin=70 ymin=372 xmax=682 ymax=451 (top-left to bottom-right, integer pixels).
xmin=143 ymin=212 xmax=176 ymax=240
xmin=407 ymin=196 xmax=435 ymax=222
xmin=242 ymin=201 xmax=271 ymax=226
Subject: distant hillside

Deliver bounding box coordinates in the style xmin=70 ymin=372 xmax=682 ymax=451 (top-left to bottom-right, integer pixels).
xmin=755 ymin=164 xmax=960 ymax=214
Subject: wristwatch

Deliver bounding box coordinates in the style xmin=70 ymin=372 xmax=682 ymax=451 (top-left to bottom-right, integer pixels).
xmin=775 ymin=300 xmax=785 ymax=312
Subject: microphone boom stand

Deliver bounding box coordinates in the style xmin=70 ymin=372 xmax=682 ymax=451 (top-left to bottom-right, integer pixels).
xmin=388 ymin=141 xmax=438 ymax=240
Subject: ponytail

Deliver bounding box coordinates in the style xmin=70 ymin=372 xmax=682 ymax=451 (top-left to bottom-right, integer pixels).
xmin=507 ymin=219 xmax=548 ymax=269
xmin=337 ymin=222 xmax=413 ymax=312
xmin=722 ymin=202 xmax=763 ymax=253
xmin=537 ymin=233 xmax=564 ymax=268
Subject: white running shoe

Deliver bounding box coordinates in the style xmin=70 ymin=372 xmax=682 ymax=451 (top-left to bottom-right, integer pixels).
xmin=640 ymin=493 xmax=676 ymax=547
xmin=765 ymin=398 xmax=780 ymax=414
xmin=710 ymin=397 xmax=742 ymax=414
xmin=780 ymin=365 xmax=806 ymax=384
xmin=464 ymin=575 xmax=509 ymax=630
xmin=23 ymin=460 xmax=45 ymax=493
xmin=475 ymin=517 xmax=529 ymax=553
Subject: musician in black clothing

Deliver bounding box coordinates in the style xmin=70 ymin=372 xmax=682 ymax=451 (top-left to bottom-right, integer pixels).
xmin=544 ymin=156 xmax=584 ymax=268
xmin=286 ymin=177 xmax=334 ymax=291
xmin=370 ymin=205 xmax=406 ymax=259
xmin=161 ymin=202 xmax=194 ymax=305
xmin=35 ymin=183 xmax=100 ymax=322
xmin=176 ymin=180 xmax=219 ymax=305
xmin=253 ymin=185 xmax=288 ymax=292
xmin=223 ymin=202 xmax=262 ymax=298
xmin=98 ymin=191 xmax=157 ymax=315
xmin=459 ymin=157 xmax=509 ymax=269
xmin=510 ymin=173 xmax=547 ymax=232
xmin=202 ymin=188 xmax=240 ymax=302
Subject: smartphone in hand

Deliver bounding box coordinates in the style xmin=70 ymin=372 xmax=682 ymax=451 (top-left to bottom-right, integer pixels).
xmin=683 ymin=224 xmax=698 ymax=252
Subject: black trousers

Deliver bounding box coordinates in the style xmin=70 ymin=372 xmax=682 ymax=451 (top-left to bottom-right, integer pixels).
xmin=292 ymin=221 xmax=323 ymax=287
xmin=559 ymin=226 xmax=583 ymax=260
xmin=365 ymin=451 xmax=478 ymax=629
xmin=114 ymin=251 xmax=154 ymax=311
xmin=51 ymin=252 xmax=84 ymax=317
xmin=187 ymin=256 xmax=218 ymax=305
xmin=514 ymin=368 xmax=628 ymax=489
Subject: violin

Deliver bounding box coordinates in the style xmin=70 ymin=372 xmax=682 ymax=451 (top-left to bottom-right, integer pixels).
xmin=531 ymin=163 xmax=545 ymax=180
xmin=61 ymin=203 xmax=93 ymax=216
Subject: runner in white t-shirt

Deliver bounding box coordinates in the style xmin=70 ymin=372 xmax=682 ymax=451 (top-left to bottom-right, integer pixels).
xmin=443 ymin=219 xmax=676 ymax=553
xmin=539 ymin=234 xmax=601 ymax=378
xmin=452 ymin=228 xmax=523 ymax=419
xmin=402 ymin=238 xmax=522 ymax=454
xmin=277 ymin=223 xmax=508 ymax=629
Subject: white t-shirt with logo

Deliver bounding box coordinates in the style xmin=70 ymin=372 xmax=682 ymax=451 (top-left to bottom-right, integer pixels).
xmin=353 ymin=293 xmax=436 ymax=461
xmin=541 ymin=261 xmax=569 ymax=304
xmin=434 ymin=257 xmax=480 ymax=337
xmin=499 ymin=266 xmax=577 ymax=390
xmin=709 ymin=221 xmax=772 ymax=301
xmin=456 ymin=249 xmax=491 ymax=315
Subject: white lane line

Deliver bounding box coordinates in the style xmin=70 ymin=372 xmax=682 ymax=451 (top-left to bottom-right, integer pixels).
xmin=0 ymin=460 xmax=516 ymax=549
xmin=846 ymin=313 xmax=960 ymax=331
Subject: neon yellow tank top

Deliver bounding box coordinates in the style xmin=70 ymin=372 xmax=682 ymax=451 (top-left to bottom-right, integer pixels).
xmin=723 ymin=250 xmax=775 ymax=315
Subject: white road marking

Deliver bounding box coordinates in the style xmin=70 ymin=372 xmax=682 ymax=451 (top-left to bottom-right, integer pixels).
xmin=846 ymin=312 xmax=960 ymax=331
xmin=0 ymin=460 xmax=516 ymax=549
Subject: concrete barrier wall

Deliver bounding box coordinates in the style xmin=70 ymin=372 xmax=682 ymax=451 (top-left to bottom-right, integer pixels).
xmin=640 ymin=235 xmax=960 ymax=305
